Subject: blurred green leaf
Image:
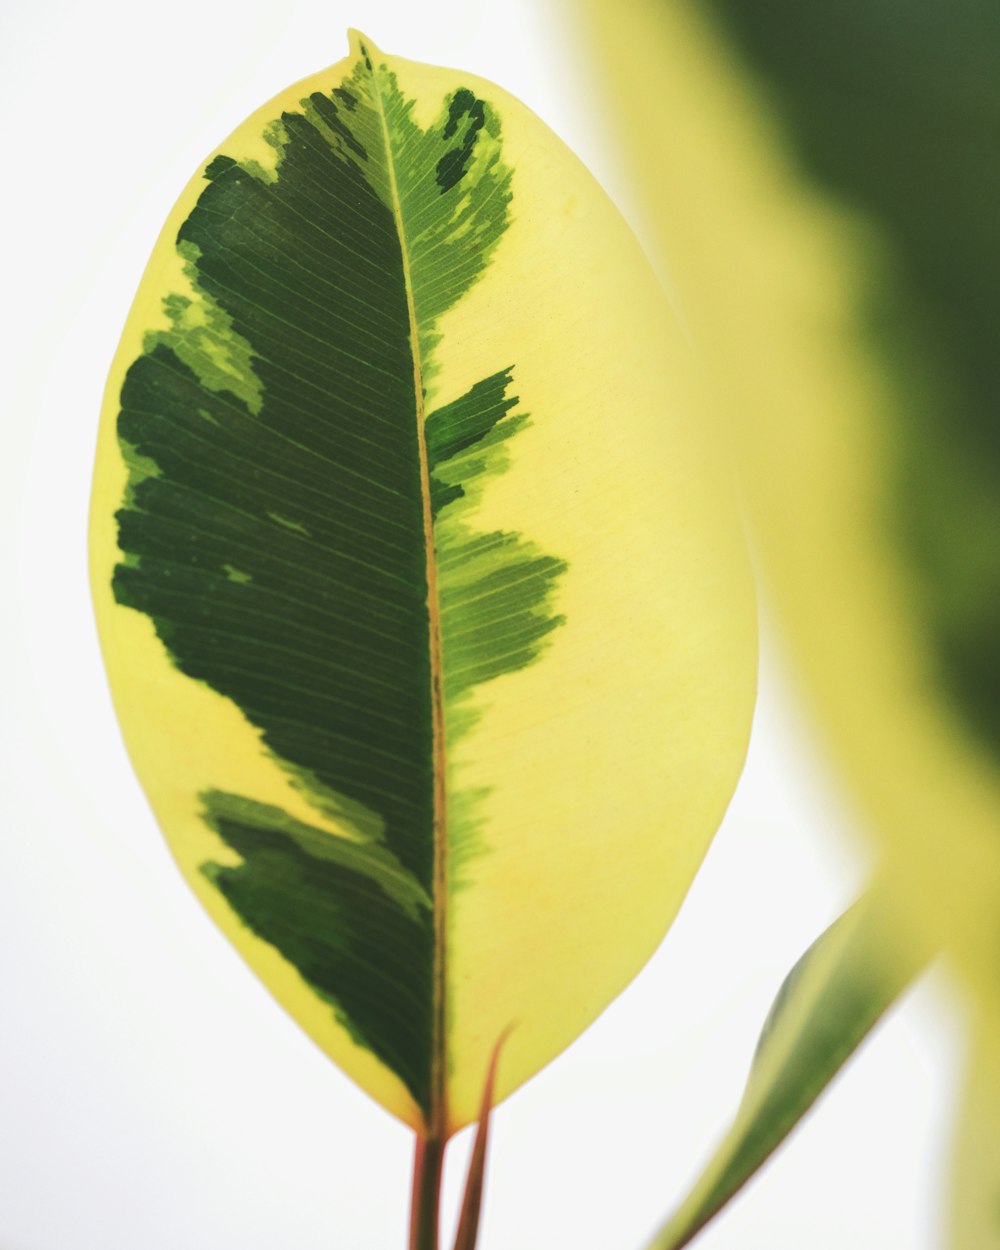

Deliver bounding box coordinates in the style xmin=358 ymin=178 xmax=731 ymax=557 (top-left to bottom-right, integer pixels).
xmin=648 ymin=890 xmax=926 ymax=1250
xmin=694 ymin=0 xmax=1000 ymax=768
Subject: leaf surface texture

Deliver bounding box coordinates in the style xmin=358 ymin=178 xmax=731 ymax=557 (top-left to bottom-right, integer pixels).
xmin=91 ymin=31 xmax=756 ymax=1132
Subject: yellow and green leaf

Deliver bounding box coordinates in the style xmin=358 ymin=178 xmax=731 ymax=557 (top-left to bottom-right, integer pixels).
xmin=90 ymin=32 xmax=756 ymax=1137
xmin=575 ymin=0 xmax=1000 ymax=1235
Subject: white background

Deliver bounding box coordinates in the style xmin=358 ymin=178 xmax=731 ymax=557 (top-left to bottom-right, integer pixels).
xmin=0 ymin=2 xmax=965 ymax=1248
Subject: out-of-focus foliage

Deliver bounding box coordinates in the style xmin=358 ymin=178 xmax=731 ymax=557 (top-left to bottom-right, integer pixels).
xmin=648 ymin=888 xmax=926 ymax=1250
xmin=951 ymin=1018 xmax=1000 ymax=1250
xmin=574 ymin=0 xmax=1000 ymax=1242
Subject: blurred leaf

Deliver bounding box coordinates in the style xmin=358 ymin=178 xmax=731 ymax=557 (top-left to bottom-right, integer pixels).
xmin=574 ymin=0 xmax=1000 ymax=1239
xmin=951 ymin=1021 xmax=1000 ymax=1250
xmin=681 ymin=0 xmax=1000 ymax=786
xmin=648 ymin=888 xmax=927 ymax=1249
xmin=575 ymin=0 xmax=1000 ymax=1186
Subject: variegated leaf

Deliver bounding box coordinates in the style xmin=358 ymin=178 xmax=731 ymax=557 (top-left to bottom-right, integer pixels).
xmin=576 ymin=0 xmax=1000 ymax=1237
xmin=90 ymin=31 xmax=756 ymax=1138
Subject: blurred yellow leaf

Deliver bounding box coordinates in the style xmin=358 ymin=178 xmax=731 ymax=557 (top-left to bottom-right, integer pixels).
xmin=573 ymin=0 xmax=1000 ymax=1238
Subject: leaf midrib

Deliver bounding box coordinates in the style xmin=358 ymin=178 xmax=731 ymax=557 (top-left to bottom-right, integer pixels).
xmin=370 ymin=55 xmax=449 ymax=1139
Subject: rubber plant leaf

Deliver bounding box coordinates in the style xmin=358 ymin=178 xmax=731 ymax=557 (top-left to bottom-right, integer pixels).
xmin=574 ymin=0 xmax=1000 ymax=1230
xmin=89 ymin=31 xmax=756 ymax=1138
xmin=647 ymin=887 xmax=927 ymax=1250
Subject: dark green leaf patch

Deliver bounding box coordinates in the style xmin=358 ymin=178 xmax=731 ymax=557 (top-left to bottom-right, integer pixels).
xmin=437 ymin=88 xmax=488 ymax=192
xmin=202 ymin=791 xmax=432 ymax=1104
xmin=111 ymin=44 xmax=565 ymax=1114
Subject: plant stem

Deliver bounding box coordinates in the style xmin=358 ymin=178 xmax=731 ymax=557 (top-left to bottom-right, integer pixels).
xmin=409 ymin=1134 xmax=446 ymax=1250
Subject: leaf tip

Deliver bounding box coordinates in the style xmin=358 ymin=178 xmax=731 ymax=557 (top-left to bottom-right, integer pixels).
xmin=347 ymin=28 xmax=381 ymax=69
